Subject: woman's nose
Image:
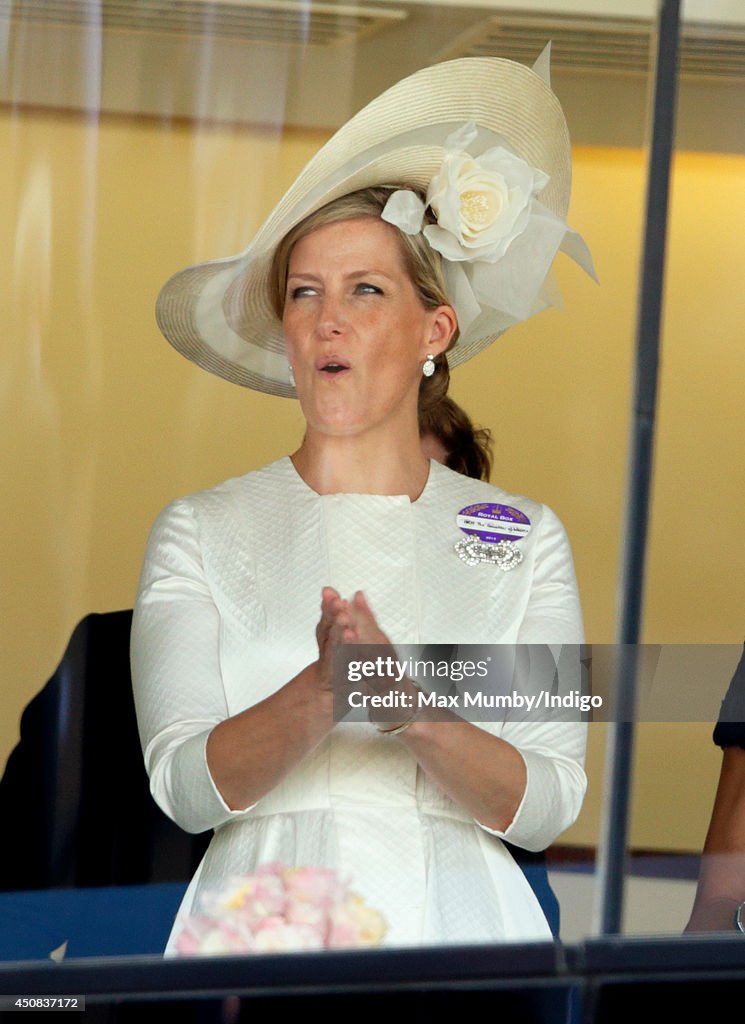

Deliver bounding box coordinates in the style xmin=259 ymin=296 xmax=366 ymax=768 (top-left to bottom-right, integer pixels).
xmin=316 ymin=294 xmax=346 ymax=337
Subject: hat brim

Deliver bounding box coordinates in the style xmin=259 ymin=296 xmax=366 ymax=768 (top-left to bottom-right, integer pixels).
xmin=156 ymin=56 xmax=572 ymax=397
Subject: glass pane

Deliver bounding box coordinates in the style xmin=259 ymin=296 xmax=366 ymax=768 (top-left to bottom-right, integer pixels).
xmin=618 ymin=0 xmax=745 ymax=942
xmin=16 ymin=1 xmax=736 ymax=994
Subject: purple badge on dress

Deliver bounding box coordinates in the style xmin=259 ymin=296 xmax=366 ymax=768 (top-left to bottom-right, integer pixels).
xmin=454 ymin=503 xmax=530 ymax=571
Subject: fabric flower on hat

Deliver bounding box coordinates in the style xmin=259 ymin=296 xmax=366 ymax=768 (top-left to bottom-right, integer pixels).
xmin=382 ymin=121 xmax=596 ymax=337
xmin=381 ymin=122 xmax=549 ymax=266
xmin=426 ymin=123 xmax=549 ymax=264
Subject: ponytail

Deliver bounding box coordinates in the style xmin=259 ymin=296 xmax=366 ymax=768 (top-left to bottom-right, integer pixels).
xmin=418 ymin=383 xmax=493 ymax=482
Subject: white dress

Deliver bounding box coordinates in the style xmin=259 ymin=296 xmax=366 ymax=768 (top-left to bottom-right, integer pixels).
xmin=131 ymin=457 xmax=587 ymax=949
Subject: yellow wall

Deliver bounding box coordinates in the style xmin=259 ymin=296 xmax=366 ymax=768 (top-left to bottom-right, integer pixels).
xmin=2 ymin=107 xmax=744 ymax=853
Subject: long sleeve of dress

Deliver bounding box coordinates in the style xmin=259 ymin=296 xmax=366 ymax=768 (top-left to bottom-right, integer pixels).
xmin=482 ymin=505 xmax=588 ymax=851
xmin=713 ymin=644 xmax=745 ymax=750
xmin=131 ymin=498 xmax=246 ymax=834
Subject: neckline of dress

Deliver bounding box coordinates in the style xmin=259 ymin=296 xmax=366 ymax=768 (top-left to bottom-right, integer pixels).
xmin=281 ymin=455 xmax=439 ymax=506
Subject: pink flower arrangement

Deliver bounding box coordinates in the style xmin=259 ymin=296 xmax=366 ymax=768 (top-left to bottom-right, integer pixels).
xmin=173 ymin=863 xmax=387 ymax=956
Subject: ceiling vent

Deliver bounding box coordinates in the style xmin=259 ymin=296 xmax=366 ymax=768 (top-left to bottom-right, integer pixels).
xmin=0 ymin=0 xmax=407 ymax=47
xmin=440 ymin=11 xmax=745 ymax=81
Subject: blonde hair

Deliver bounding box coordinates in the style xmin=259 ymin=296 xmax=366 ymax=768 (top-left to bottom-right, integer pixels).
xmin=269 ymin=186 xmax=458 ymax=410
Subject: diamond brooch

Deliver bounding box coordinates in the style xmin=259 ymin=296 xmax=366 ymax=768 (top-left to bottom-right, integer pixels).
xmin=454 ymin=535 xmax=524 ymax=571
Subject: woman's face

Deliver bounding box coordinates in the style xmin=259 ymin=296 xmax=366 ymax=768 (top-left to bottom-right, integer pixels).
xmin=282 ymin=216 xmax=454 ymax=440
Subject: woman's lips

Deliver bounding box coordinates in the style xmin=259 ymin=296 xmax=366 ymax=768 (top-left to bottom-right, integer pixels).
xmin=318 ymin=358 xmax=350 ymax=375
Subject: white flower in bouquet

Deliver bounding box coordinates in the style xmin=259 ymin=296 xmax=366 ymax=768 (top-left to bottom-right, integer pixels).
xmin=173 ymin=863 xmax=386 ymax=956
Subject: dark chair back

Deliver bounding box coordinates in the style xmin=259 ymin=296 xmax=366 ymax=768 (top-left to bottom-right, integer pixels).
xmin=0 ymin=610 xmax=209 ymax=891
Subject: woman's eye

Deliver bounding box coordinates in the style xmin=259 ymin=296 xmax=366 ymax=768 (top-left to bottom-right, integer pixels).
xmin=289 ymin=286 xmax=318 ymax=299
xmin=355 ymin=282 xmax=383 ymax=295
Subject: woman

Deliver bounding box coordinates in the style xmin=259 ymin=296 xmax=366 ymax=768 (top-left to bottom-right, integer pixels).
xmin=132 ymin=52 xmax=595 ymax=950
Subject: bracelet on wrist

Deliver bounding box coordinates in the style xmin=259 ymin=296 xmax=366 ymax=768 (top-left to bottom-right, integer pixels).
xmin=376 ymin=709 xmax=418 ymax=736
xmin=735 ymin=899 xmax=745 ymax=933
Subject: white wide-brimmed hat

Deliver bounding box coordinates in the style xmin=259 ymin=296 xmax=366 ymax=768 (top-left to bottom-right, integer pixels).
xmin=155 ymin=46 xmax=595 ymax=398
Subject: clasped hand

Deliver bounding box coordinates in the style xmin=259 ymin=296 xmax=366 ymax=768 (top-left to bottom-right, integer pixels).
xmin=315 ymin=586 xmax=419 ymax=729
